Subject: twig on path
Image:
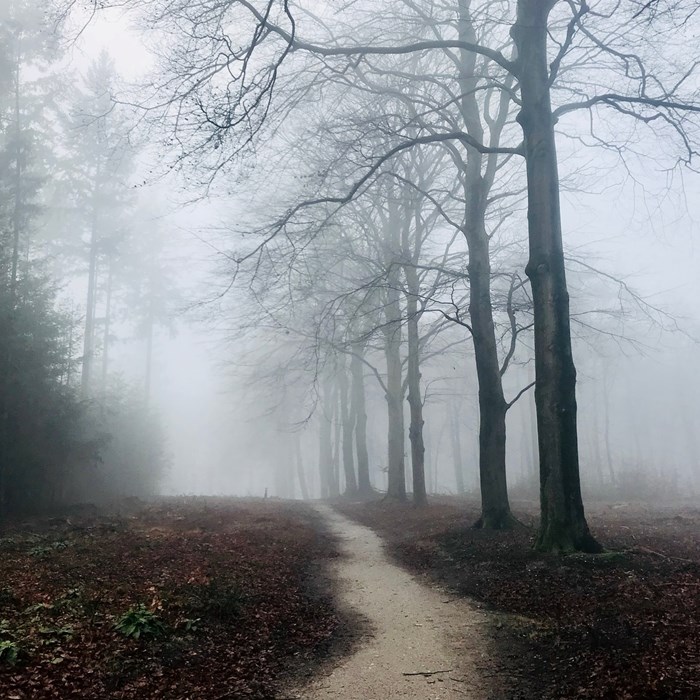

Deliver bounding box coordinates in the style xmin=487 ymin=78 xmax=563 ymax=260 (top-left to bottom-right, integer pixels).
xmin=403 ymin=669 xmax=453 ymax=677
xmin=629 ymin=546 xmax=699 ymax=565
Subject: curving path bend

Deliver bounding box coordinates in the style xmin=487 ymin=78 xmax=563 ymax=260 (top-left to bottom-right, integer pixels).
xmin=291 ymin=505 xmax=500 ymax=700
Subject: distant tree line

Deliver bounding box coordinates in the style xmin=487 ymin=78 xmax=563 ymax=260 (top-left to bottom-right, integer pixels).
xmin=0 ymin=0 xmax=173 ymax=517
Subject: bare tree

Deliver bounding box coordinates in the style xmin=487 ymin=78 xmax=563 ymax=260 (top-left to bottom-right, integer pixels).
xmin=132 ymin=0 xmax=700 ymax=550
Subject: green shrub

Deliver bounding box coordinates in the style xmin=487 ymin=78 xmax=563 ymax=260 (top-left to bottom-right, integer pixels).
xmin=0 ymin=640 xmax=19 ymax=665
xmin=114 ymin=604 xmax=164 ymax=639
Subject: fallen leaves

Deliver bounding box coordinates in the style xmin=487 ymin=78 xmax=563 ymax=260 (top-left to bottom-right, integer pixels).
xmin=0 ymin=498 xmax=342 ymax=699
xmin=338 ymin=498 xmax=700 ymax=699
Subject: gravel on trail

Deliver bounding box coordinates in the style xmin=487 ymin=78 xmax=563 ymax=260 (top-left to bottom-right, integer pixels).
xmin=292 ymin=505 xmax=500 ymax=700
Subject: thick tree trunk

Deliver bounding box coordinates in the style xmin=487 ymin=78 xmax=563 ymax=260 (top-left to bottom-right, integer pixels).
xmin=458 ymin=1 xmax=515 ymax=529
xmin=512 ymin=0 xmax=600 ymax=552
xmin=527 ymin=364 xmax=539 ymax=482
xmin=350 ymin=345 xmax=372 ymax=495
xmin=467 ymin=233 xmax=514 ymax=529
xmin=405 ymin=269 xmax=427 ymax=506
xmin=383 ymin=254 xmax=406 ymax=501
xmin=384 ymin=331 xmax=406 ymax=501
xmin=338 ymin=360 xmax=358 ymax=496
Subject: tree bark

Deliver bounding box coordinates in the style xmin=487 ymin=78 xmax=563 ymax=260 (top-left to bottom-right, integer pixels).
xmin=405 ymin=265 xmax=427 ymax=506
xmin=0 ymin=48 xmax=23 ymax=519
xmin=457 ymin=1 xmax=515 ymax=529
xmin=601 ymin=366 xmax=615 ymax=484
xmin=382 ymin=199 xmax=406 ymax=501
xmin=338 ymin=359 xmax=358 ymax=496
xmin=512 ymin=0 xmax=600 ymax=552
xmin=350 ymin=344 xmax=372 ymax=495
xmin=383 ymin=296 xmax=406 ymax=501
xmin=330 ymin=379 xmax=341 ymax=497
xmin=450 ymin=411 xmax=466 ymax=494
xmin=101 ymin=257 xmax=113 ymax=395
xmin=467 ymin=232 xmax=513 ymax=528
xmin=10 ymin=51 xmax=22 ymax=296
xmin=318 ymin=376 xmax=333 ymax=499
xmin=294 ymin=432 xmax=309 ymax=500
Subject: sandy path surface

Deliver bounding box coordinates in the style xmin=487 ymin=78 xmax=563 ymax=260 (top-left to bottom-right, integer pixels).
xmin=292 ymin=505 xmax=498 ymax=699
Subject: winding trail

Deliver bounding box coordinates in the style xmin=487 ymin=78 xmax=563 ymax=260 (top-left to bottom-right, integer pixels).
xmin=294 ymin=505 xmax=499 ymax=699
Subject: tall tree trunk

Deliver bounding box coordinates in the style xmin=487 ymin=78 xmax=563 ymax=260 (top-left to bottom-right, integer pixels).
xmin=380 ymin=187 xmax=407 ymax=501
xmin=0 ymin=50 xmax=23 ymax=519
xmin=294 ymin=432 xmax=309 ymax=500
xmin=338 ymin=360 xmax=358 ymax=496
xmin=429 ymin=424 xmax=441 ymax=493
xmin=331 ymin=389 xmax=341 ymax=497
xmin=350 ymin=344 xmax=372 ymax=495
xmin=450 ymin=411 xmax=466 ymax=494
xmin=512 ymin=0 xmax=600 ymax=552
xmin=64 ymin=308 xmax=76 ymax=386
xmin=527 ymin=364 xmax=539 ymax=483
xmin=602 ymin=366 xmax=615 ymax=484
xmin=81 ymin=193 xmax=100 ymax=399
xmin=405 ymin=268 xmax=427 ymax=506
xmin=318 ymin=376 xmax=333 ymax=499
xmin=383 ymin=317 xmax=406 ymax=501
xmin=590 ymin=381 xmax=604 ymax=487
xmin=10 ymin=52 xmax=22 ymax=296
xmin=458 ymin=1 xmax=515 ymax=528
xmin=467 ymin=232 xmax=513 ymax=528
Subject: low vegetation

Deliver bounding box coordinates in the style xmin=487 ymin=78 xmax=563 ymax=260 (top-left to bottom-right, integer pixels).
xmin=0 ymin=499 xmax=343 ymax=698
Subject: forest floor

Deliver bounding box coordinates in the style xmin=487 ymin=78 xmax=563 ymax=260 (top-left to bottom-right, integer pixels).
xmin=336 ymin=497 xmax=700 ymax=700
xmin=0 ymin=498 xmax=353 ymax=699
xmin=2 ymin=497 xmax=697 ymax=699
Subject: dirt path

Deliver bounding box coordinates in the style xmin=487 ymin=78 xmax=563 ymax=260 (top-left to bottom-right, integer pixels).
xmin=293 ymin=505 xmax=499 ymax=699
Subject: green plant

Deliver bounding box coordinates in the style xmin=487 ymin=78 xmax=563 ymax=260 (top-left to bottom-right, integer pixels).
xmin=0 ymin=640 xmax=19 ymax=665
xmin=29 ymin=540 xmax=69 ymax=557
xmin=114 ymin=604 xmax=164 ymax=639
xmin=38 ymin=625 xmax=74 ymax=644
xmin=177 ymin=616 xmax=200 ymax=633
xmin=63 ymin=587 xmax=83 ymax=601
xmin=24 ymin=601 xmax=56 ymax=617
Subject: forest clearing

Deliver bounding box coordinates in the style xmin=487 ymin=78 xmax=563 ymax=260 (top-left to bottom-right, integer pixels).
xmin=0 ymin=497 xmax=697 ymax=699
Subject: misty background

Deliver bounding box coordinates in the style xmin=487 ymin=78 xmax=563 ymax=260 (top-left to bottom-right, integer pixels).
xmin=2 ymin=0 xmax=699 ymax=508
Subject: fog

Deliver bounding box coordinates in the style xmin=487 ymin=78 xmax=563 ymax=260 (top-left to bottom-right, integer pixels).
xmin=2 ymin=0 xmax=699 ymax=526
